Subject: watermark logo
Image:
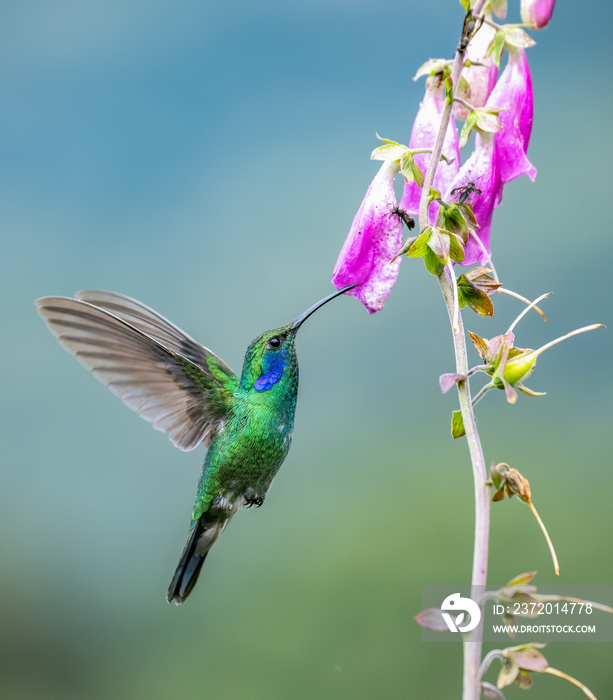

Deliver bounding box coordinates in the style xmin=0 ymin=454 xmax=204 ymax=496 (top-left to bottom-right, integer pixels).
xmin=441 ymin=593 xmax=481 ymax=633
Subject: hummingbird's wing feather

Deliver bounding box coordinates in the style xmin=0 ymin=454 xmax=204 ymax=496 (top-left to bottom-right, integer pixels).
xmin=73 ymin=290 xmax=238 ymax=392
xmin=36 ymin=296 xmax=237 ymax=451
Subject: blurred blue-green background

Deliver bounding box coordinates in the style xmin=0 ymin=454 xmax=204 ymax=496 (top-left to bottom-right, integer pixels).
xmin=2 ymin=1 xmax=612 ymax=698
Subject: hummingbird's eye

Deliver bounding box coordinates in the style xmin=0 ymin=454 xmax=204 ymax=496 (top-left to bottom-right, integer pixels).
xmin=268 ymin=336 xmax=281 ymax=349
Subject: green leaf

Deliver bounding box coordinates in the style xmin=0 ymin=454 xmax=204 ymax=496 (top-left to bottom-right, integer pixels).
xmin=451 ymin=410 xmax=466 ymax=439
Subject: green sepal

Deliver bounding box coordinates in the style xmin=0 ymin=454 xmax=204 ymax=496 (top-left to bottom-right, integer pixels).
xmin=468 ymin=330 xmax=489 ymax=360
xmin=459 ymin=111 xmax=477 ymax=148
xmin=459 ymin=0 xmax=471 ymax=13
xmin=448 ymin=232 xmax=466 ymax=262
xmin=516 ymin=382 xmax=546 ymax=397
xmin=451 ymin=410 xmax=466 ymax=439
xmin=490 ymin=466 xmax=503 ymax=490
xmin=370 ymin=136 xmax=407 ymax=162
xmin=401 ymin=151 xmax=425 ymax=189
xmin=456 ymin=75 xmax=471 ymax=104
xmin=406 ymin=227 xmax=432 ymax=258
xmin=395 ymin=236 xmax=418 ymax=259
xmin=424 ymin=247 xmax=444 ymax=276
xmin=474 ymin=108 xmax=504 ymax=133
xmin=444 ymin=76 xmax=454 ymax=106
xmin=489 ymin=29 xmax=507 ymax=67
xmin=487 ymin=25 xmax=535 ymax=69
xmin=502 ymin=25 xmax=536 ymax=49
xmin=428 ymin=227 xmax=450 ymax=262
xmin=457 ymin=275 xmax=494 ymax=316
xmin=413 ymin=58 xmax=453 ymax=82
xmin=436 ymin=201 xmax=478 ymax=244
xmin=427 ymin=186 xmax=442 ymax=203
xmin=466 ymin=266 xmax=501 ymax=294
xmin=460 ymin=108 xmax=503 ymax=148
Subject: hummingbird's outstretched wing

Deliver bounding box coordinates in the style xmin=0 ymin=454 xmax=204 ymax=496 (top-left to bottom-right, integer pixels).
xmin=36 ymin=293 xmax=239 ymax=451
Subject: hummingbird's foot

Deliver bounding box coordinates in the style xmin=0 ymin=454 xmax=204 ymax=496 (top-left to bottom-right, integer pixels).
xmin=244 ymin=496 xmax=264 ymax=508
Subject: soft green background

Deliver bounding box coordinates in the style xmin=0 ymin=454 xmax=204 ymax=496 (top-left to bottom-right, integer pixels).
xmin=2 ymin=1 xmax=611 ymax=698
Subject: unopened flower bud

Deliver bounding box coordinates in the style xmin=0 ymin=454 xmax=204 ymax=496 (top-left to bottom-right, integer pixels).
xmin=520 ymin=0 xmax=556 ymax=29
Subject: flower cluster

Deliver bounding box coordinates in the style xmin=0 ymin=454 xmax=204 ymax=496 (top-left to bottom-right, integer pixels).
xmin=332 ymin=3 xmax=555 ymax=311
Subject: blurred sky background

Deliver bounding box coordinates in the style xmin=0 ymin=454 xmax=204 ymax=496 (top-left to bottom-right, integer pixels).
xmin=1 ymin=1 xmax=612 ymax=698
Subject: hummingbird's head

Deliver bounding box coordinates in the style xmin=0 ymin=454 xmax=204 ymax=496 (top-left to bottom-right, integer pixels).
xmin=239 ymin=325 xmax=297 ymax=393
xmin=239 ymin=285 xmax=356 ymax=394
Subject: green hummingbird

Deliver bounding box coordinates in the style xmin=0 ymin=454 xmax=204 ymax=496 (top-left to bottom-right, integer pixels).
xmin=36 ymin=285 xmax=355 ymax=604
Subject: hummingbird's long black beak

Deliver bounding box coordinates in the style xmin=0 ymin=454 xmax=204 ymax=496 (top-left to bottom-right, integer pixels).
xmin=291 ymin=284 xmax=357 ymax=332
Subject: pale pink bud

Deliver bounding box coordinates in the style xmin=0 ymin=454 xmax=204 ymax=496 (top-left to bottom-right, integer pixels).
xmin=520 ymin=0 xmax=556 ymax=29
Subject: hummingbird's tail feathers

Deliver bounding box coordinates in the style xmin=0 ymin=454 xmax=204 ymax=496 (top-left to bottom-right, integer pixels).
xmin=166 ymin=508 xmax=231 ymax=605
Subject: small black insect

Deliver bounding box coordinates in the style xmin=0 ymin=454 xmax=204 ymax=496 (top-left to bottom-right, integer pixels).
xmin=390 ymin=205 xmax=416 ymax=230
xmin=450 ymin=180 xmax=482 ymax=204
xmin=458 ymin=13 xmax=483 ymax=55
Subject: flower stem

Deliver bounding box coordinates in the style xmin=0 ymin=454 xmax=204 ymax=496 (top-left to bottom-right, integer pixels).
xmin=419 ymin=3 xmax=490 ymax=699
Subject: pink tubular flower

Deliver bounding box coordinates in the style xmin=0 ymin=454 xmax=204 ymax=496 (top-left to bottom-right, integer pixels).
xmin=332 ymin=160 xmax=402 ymax=313
xmin=488 ymin=47 xmax=536 ymax=185
xmin=520 ymin=0 xmax=556 ymax=29
xmin=454 ymin=22 xmax=498 ymax=121
xmin=399 ymin=84 xmax=460 ymax=222
xmin=447 ymin=48 xmax=537 ymax=267
xmin=445 ymin=131 xmax=502 ymax=266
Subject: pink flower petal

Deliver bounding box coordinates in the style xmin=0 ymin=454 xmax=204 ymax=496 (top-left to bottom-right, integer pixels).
xmin=399 ymin=84 xmax=460 ymax=223
xmin=445 ymin=131 xmax=502 ymax=266
xmin=487 ymin=48 xmax=536 ymax=184
xmin=332 ymin=161 xmax=402 ymax=313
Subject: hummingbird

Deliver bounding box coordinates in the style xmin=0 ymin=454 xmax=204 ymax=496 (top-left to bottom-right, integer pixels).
xmin=36 ymin=285 xmax=355 ymax=604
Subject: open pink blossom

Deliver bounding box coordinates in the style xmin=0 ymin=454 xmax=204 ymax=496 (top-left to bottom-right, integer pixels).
xmin=488 ymin=47 xmax=536 ymax=185
xmin=520 ymin=0 xmax=556 ymax=29
xmin=332 ymin=160 xmax=402 ymax=313
xmin=445 ymin=131 xmax=502 ymax=266
xmin=399 ymin=84 xmax=460 ymax=222
xmin=454 ymin=22 xmax=498 ymax=121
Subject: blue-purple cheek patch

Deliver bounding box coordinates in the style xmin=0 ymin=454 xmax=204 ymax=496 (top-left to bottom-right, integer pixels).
xmin=255 ymin=356 xmax=284 ymax=392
